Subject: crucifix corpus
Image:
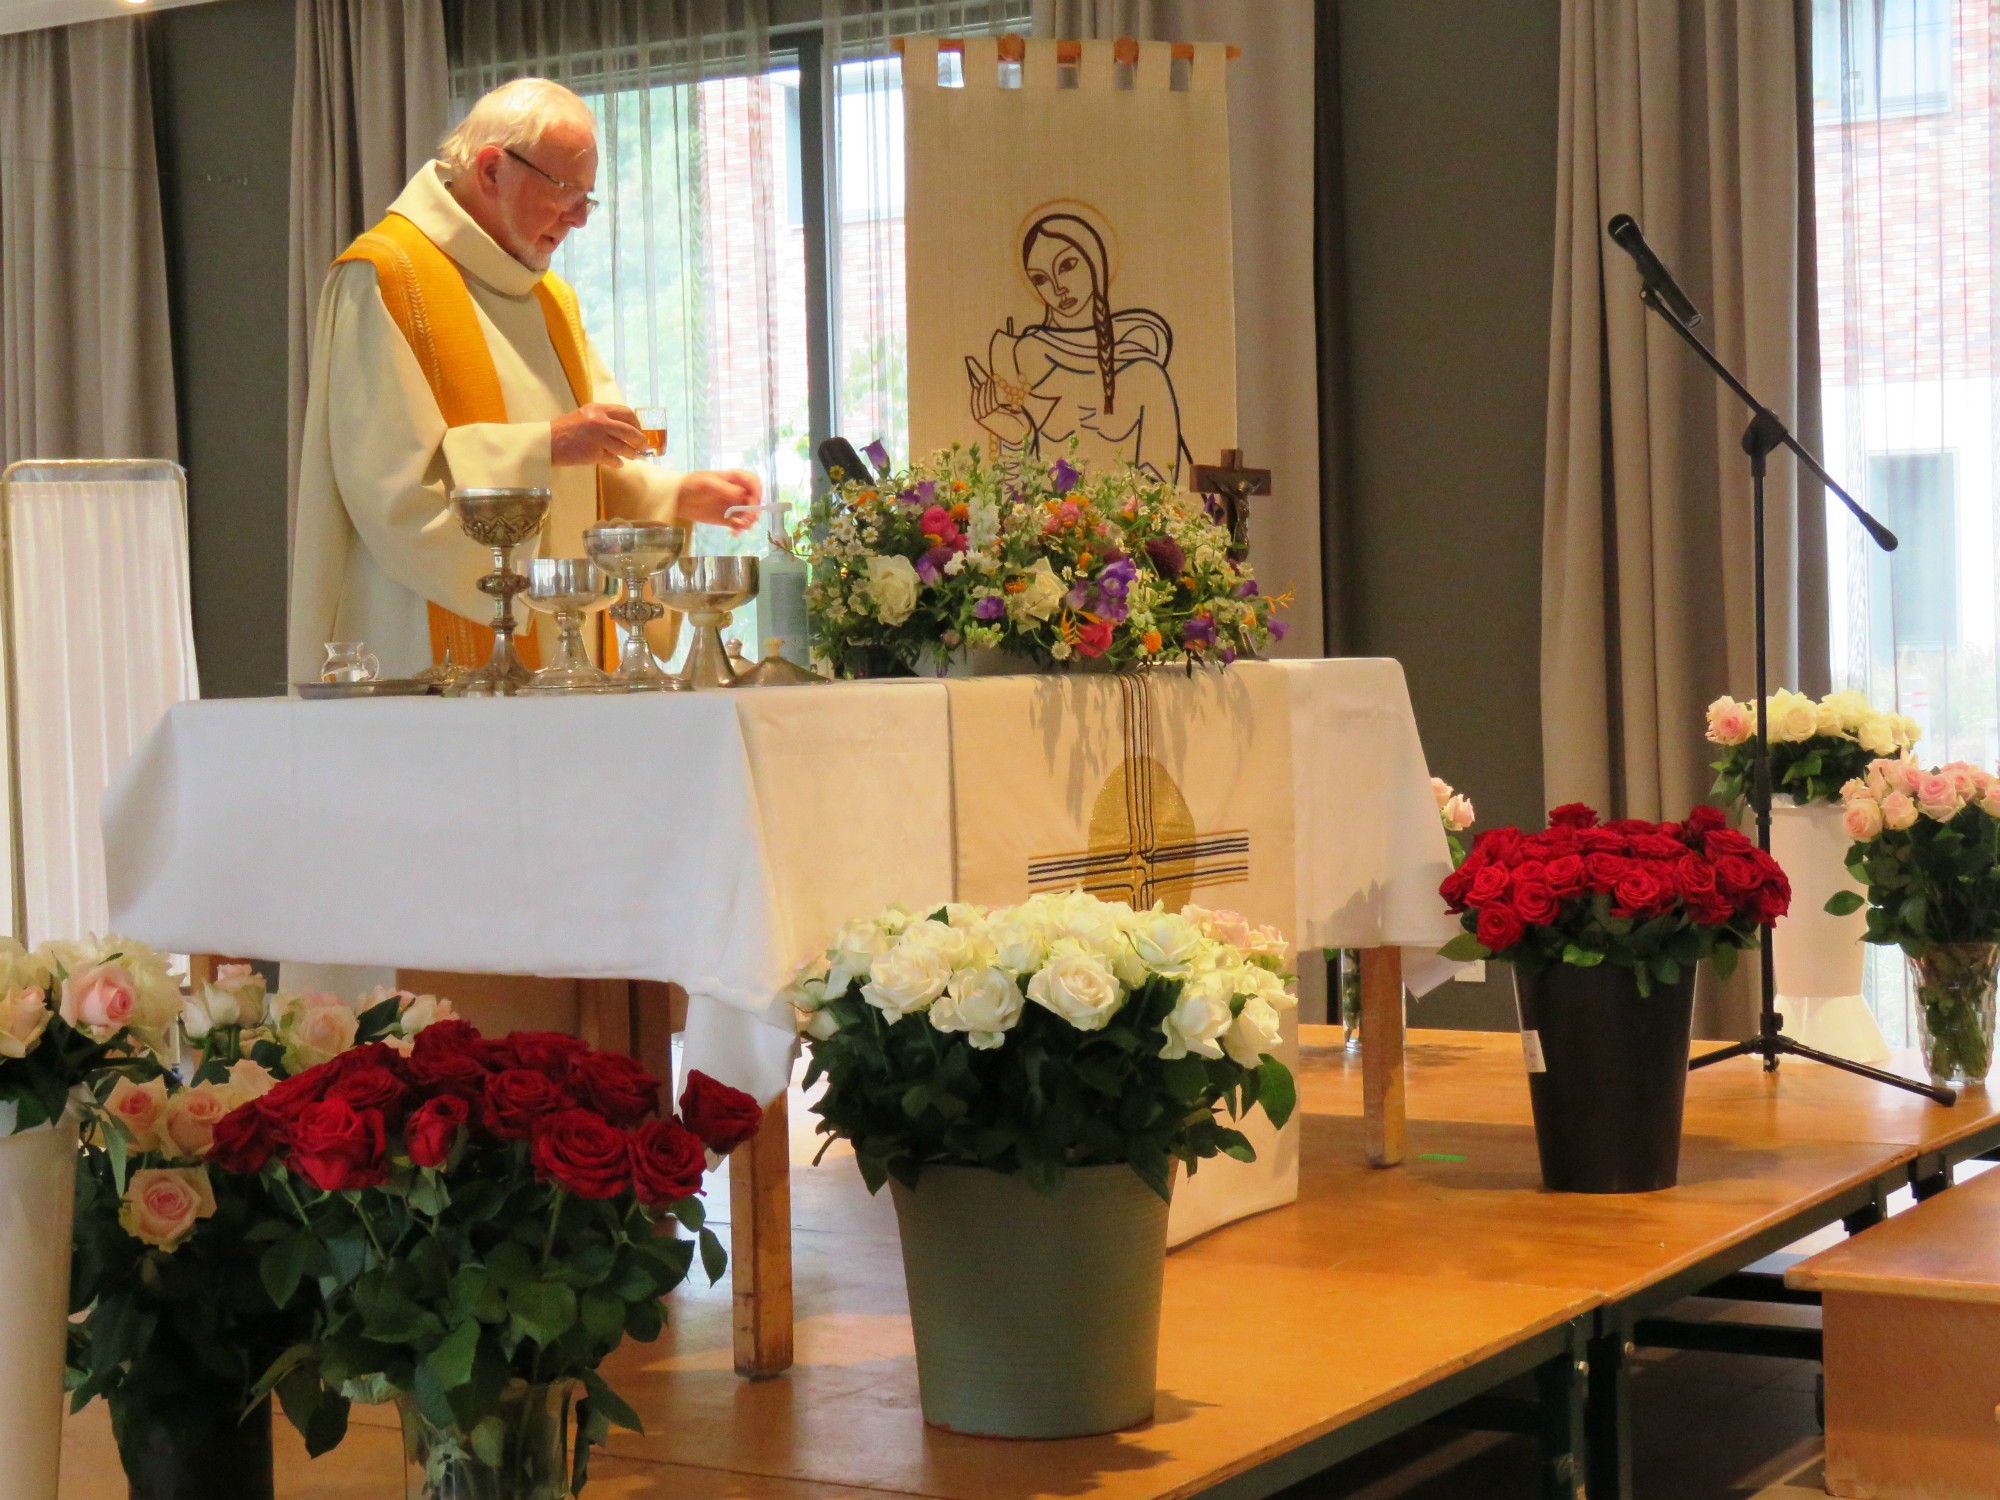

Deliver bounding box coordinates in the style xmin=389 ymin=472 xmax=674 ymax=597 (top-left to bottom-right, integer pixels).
xmin=1190 ymin=448 xmax=1271 ymax=558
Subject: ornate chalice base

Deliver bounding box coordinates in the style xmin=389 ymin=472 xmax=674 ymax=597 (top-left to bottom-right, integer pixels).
xmin=444 ymin=487 xmax=550 ymax=698
xmin=657 ymin=556 xmax=759 ymax=691
xmin=521 ymin=558 xmax=620 ymax=693
xmin=583 ymin=521 xmax=686 ymax=691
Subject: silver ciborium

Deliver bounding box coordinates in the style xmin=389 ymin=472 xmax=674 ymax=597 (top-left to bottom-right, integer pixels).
xmin=445 ymin=487 xmax=550 ymax=697
xmin=658 ymin=556 xmax=760 ymax=690
xmin=521 ymin=558 xmax=619 ymax=693
xmin=583 ymin=521 xmax=686 ymax=690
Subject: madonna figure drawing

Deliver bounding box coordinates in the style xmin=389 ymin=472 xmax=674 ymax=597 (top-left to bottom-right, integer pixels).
xmin=965 ymin=202 xmax=1189 ymax=485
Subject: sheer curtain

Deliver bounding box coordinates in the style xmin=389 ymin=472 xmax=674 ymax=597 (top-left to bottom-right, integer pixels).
xmin=820 ymin=1 xmax=1029 ymax=465
xmin=1813 ymin=0 xmax=2000 ymax=1042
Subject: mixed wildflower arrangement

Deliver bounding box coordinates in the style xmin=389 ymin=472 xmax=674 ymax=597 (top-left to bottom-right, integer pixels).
xmin=1706 ymin=688 xmax=1921 ymax=807
xmin=803 ymin=445 xmax=1288 ymax=675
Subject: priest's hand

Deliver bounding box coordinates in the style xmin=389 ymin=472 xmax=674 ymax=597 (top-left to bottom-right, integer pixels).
xmin=552 ymin=403 xmax=647 ymax=467
xmin=678 ymin=469 xmax=762 ymax=533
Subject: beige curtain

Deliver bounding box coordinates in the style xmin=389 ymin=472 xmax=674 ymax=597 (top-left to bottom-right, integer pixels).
xmin=1543 ymin=0 xmax=1829 ymax=827
xmin=1031 ymin=0 xmax=1325 ymax=658
xmin=0 ymin=17 xmax=178 ymax=466
xmin=286 ymin=0 xmax=448 ymax=553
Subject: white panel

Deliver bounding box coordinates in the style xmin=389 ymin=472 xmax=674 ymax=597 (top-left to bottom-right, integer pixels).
xmin=4 ymin=462 xmax=198 ymax=943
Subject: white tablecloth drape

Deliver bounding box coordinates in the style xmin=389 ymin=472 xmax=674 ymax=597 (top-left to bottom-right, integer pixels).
xmin=102 ymin=660 xmax=1460 ymax=1108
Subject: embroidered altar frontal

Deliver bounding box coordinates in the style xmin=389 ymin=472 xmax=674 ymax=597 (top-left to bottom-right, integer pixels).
xmin=944 ymin=666 xmax=1298 ymax=1242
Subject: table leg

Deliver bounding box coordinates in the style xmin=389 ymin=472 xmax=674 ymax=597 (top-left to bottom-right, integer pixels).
xmin=577 ymin=979 xmax=633 ymax=1057
xmin=1535 ymin=1325 xmax=1590 ymax=1500
xmin=730 ymin=1092 xmax=794 ymax=1378
xmin=1584 ymin=1327 xmax=1633 ymax=1500
xmin=1360 ymin=946 xmax=1405 ymax=1168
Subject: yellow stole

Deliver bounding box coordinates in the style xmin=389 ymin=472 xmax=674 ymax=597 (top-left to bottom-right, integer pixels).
xmin=335 ymin=213 xmax=600 ymax=671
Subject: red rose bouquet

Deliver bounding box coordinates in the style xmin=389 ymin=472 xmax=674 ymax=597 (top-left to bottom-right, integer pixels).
xmin=210 ymin=1020 xmax=761 ymax=1493
xmin=1438 ymin=803 xmax=1790 ymax=992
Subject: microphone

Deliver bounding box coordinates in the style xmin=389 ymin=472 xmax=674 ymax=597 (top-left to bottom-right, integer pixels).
xmin=1606 ymin=214 xmax=1703 ymax=330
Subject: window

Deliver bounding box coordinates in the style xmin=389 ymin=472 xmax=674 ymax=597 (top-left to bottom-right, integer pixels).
xmin=1868 ymin=451 xmax=1958 ymax=652
xmin=1813 ymin=0 xmax=1955 ymax=120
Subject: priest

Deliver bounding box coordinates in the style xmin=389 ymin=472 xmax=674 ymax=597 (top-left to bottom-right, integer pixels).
xmin=287 ymin=77 xmax=758 ymax=682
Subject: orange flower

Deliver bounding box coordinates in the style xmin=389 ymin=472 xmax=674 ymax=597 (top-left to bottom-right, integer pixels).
xmin=1077 ymin=551 xmax=1093 ymax=572
xmin=952 ymin=480 xmax=968 ymax=493
xmin=1004 ymin=578 xmax=1027 ymax=594
xmin=858 ymin=490 xmax=878 ymax=504
xmin=950 ymin=503 xmax=969 ymax=523
xmin=1141 ymin=630 xmax=1163 ymax=654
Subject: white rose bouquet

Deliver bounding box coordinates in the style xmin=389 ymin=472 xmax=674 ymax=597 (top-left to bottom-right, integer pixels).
xmin=788 ymin=892 xmax=1298 ymax=1198
xmin=68 ymin=977 xmax=458 ymax=1478
xmin=1706 ymin=687 xmax=1920 ymax=808
xmin=803 ymin=444 xmax=1288 ymax=676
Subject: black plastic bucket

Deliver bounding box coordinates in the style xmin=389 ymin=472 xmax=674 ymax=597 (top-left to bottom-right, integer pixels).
xmin=119 ymin=1396 xmax=274 ymax=1500
xmin=1513 ymin=963 xmax=1698 ymax=1193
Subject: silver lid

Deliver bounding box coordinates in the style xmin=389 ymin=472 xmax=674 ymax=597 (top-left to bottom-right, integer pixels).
xmin=451 ymin=486 xmax=553 ymax=500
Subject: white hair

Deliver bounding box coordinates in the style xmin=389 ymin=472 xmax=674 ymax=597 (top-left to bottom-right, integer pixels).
xmin=437 ymin=78 xmax=595 ymax=179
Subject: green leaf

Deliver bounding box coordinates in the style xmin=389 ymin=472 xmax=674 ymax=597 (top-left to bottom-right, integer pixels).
xmin=1712 ymin=944 xmax=1740 ymax=979
xmin=507 ymin=1281 xmax=578 ymax=1346
xmin=1255 ymin=1057 xmax=1296 ymax=1130
xmin=470 ymin=1417 xmax=506 ymax=1468
xmin=1161 ymin=1056 xmax=1208 ymax=1104
xmin=422 ymin=1318 xmax=480 ymax=1393
xmin=580 ymin=1370 xmax=644 ymax=1435
xmin=1439 ymin=932 xmax=1489 ymax=963
xmin=1824 ymin=889 xmax=1866 ymax=916
xmin=260 ymin=1236 xmax=310 ymax=1309
xmin=580 ymin=1290 xmax=626 ymax=1340
xmin=698 ymin=1226 xmax=728 ymax=1286
xmin=1560 ymin=944 xmax=1606 ymax=968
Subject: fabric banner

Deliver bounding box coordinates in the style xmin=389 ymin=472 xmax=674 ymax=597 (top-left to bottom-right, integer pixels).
xmin=943 ymin=664 xmax=1295 ymax=1243
xmin=902 ymin=35 xmax=1236 ymax=487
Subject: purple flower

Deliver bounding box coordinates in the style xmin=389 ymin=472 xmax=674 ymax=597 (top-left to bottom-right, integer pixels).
xmin=1235 ymin=580 xmax=1260 ymax=599
xmin=1051 ymin=459 xmax=1080 ymax=495
xmin=1099 ymin=558 xmax=1138 ymax=601
xmin=896 ymin=488 xmax=922 ymax=509
xmin=1181 ymin=616 xmax=1216 ymax=649
xmin=1066 ymin=584 xmax=1090 ymax=610
xmin=974 ymin=595 xmax=1005 ymax=621
xmin=863 ymin=439 xmax=892 ymax=473
xmin=1099 ymin=594 xmax=1132 ymax=625
xmin=1221 ymin=647 xmax=1238 ymax=665
xmin=1269 ymin=618 xmax=1288 ymax=641
xmin=915 ymin=479 xmax=936 ymax=506
xmin=915 ymin=546 xmax=953 ymax=584
xmin=1143 ymin=537 xmax=1185 ymax=577
xmin=1203 ymin=495 xmax=1226 ymax=523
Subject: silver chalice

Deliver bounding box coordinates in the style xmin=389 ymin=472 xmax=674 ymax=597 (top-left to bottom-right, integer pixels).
xmin=583 ymin=521 xmax=686 ymax=690
xmin=658 ymin=555 xmax=760 ymax=690
xmin=521 ymin=558 xmax=620 ymax=693
xmin=445 ymin=487 xmax=550 ymax=697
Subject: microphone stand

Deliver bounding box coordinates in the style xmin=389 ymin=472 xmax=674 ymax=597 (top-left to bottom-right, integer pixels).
xmin=1628 ymin=282 xmax=1954 ymax=1106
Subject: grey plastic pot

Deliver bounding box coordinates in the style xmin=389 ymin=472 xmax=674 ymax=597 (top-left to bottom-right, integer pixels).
xmin=889 ymin=1163 xmax=1170 ymax=1438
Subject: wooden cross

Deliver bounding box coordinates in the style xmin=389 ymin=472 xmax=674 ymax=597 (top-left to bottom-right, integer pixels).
xmin=1190 ymin=447 xmax=1272 ymax=558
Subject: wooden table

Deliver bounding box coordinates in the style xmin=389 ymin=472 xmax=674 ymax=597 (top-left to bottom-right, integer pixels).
xmin=60 ymin=1028 xmax=2000 ymax=1500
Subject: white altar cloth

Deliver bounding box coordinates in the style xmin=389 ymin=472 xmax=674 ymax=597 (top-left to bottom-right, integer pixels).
xmin=101 ymin=659 xmax=1460 ymax=1116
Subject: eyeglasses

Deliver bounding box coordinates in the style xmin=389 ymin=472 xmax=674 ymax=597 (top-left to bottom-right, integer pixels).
xmin=503 ymin=147 xmax=600 ymax=214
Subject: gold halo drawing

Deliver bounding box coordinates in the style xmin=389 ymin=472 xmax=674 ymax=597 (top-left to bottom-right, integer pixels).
xmin=1015 ymin=198 xmax=1121 ymax=299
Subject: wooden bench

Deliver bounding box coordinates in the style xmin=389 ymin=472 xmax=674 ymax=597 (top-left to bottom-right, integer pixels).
xmin=1789 ymin=1164 xmax=2000 ymax=1498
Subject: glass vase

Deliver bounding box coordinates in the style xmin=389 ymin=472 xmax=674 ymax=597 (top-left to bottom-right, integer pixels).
xmin=396 ymin=1381 xmax=575 ymax=1500
xmin=1339 ymin=948 xmax=1363 ymax=1054
xmin=1909 ymin=943 xmax=2000 ymax=1088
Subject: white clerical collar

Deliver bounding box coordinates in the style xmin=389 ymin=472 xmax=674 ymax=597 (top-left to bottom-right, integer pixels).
xmin=389 ymin=161 xmax=544 ymax=298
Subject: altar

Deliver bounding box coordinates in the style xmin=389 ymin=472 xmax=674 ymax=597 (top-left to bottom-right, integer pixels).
xmin=101 ymin=656 xmax=1461 ymax=1371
